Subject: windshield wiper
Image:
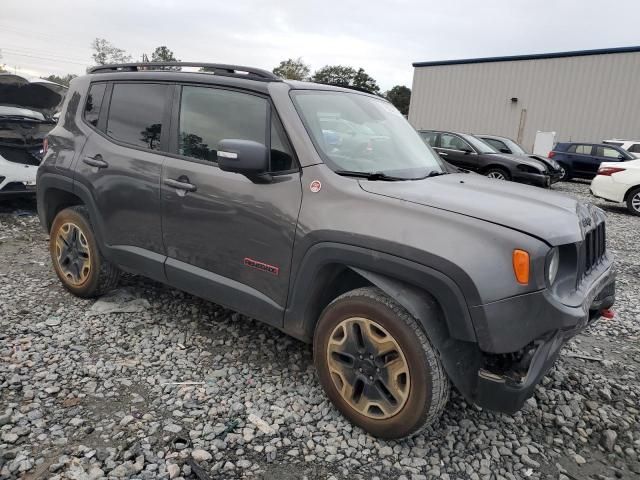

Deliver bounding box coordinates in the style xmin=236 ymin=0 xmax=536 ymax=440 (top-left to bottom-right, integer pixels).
xmin=334 ymin=170 xmax=407 ymax=181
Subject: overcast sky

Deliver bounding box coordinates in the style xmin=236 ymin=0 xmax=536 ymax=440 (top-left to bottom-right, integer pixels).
xmin=2 ymin=0 xmax=639 ymax=90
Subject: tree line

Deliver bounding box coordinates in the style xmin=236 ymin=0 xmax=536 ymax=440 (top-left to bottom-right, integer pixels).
xmin=28 ymin=39 xmax=411 ymax=114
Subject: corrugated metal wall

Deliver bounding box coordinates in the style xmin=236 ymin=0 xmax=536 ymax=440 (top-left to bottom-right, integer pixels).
xmin=408 ymin=52 xmax=640 ymax=152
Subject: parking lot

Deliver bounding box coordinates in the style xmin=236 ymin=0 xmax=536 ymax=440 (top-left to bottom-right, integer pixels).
xmin=1 ymin=180 xmax=639 ymax=480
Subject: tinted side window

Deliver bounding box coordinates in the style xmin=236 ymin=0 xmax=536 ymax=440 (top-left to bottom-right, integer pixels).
xmin=84 ymin=83 xmax=107 ymax=127
xmin=419 ymin=131 xmax=438 ymax=146
xmin=629 ymin=144 xmax=640 ymax=153
xmin=179 ymin=86 xmax=267 ymax=163
xmin=484 ymin=138 xmax=507 ymax=152
xmin=106 ymin=83 xmax=168 ymax=151
xmin=574 ymin=145 xmax=592 ymax=155
xmin=441 ymin=133 xmax=471 ymax=151
xmin=595 ymin=146 xmax=622 ymax=158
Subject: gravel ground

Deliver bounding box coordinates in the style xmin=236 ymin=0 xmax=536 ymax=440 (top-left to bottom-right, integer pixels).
xmin=1 ymin=181 xmax=639 ymax=480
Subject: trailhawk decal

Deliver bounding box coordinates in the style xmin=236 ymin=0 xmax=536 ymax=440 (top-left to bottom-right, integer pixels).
xmin=244 ymin=258 xmax=280 ymax=276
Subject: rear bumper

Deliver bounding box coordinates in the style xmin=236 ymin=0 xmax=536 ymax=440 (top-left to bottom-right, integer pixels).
xmin=590 ymin=176 xmax=625 ymax=203
xmin=468 ymin=260 xmax=615 ymax=414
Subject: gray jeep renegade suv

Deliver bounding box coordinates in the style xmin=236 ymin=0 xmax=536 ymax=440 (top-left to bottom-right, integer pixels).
xmin=37 ymin=62 xmax=616 ymax=439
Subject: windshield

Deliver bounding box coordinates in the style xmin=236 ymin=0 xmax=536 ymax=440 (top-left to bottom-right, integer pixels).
xmin=292 ymin=91 xmax=444 ymax=179
xmin=461 ymin=134 xmax=498 ymax=154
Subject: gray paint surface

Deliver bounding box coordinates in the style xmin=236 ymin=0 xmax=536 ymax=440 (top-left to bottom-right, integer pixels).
xmin=409 ymin=50 xmax=640 ymax=151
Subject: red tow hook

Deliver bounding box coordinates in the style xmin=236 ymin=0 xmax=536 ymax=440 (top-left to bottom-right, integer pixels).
xmin=600 ymin=309 xmax=615 ymax=320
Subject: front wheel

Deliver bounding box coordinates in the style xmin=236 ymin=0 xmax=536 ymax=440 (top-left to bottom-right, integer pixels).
xmin=313 ymin=287 xmax=449 ymax=439
xmin=557 ymin=163 xmax=571 ymax=181
xmin=485 ymin=168 xmax=511 ymax=181
xmin=627 ymin=187 xmax=640 ymax=216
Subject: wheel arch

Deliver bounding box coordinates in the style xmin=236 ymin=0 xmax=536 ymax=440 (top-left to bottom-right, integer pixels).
xmin=482 ymin=164 xmax=510 ymax=175
xmin=623 ymin=184 xmax=640 ymax=201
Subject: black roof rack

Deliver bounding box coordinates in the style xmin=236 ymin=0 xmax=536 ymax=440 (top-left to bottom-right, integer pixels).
xmin=88 ymin=62 xmax=282 ymax=82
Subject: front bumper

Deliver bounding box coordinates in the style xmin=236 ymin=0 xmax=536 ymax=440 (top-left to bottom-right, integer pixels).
xmin=468 ymin=261 xmax=615 ymax=414
xmin=513 ymin=171 xmax=551 ymax=188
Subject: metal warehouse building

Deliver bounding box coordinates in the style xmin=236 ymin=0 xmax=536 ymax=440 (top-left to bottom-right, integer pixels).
xmin=408 ymin=46 xmax=640 ymax=151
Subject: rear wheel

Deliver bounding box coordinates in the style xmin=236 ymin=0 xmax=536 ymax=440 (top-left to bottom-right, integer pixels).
xmin=314 ymin=287 xmax=449 ymax=439
xmin=485 ymin=167 xmax=510 ymax=181
xmin=49 ymin=206 xmax=120 ymax=297
xmin=626 ymin=187 xmax=640 ymax=216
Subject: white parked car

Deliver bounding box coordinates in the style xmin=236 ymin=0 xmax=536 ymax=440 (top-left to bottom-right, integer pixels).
xmin=590 ymin=159 xmax=640 ymax=216
xmin=0 ymin=74 xmax=66 ymax=197
xmin=603 ymin=139 xmax=640 ymax=157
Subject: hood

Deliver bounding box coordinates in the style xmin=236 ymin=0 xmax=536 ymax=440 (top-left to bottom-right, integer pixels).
xmin=489 ymin=152 xmax=547 ymax=171
xmin=359 ymin=173 xmax=590 ymax=245
xmin=0 ymin=74 xmax=67 ymax=119
xmin=529 ymin=154 xmax=560 ymax=170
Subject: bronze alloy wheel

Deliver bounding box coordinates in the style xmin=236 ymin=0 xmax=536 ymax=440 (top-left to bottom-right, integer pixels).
xmin=54 ymin=222 xmax=91 ymax=286
xmin=49 ymin=206 xmax=120 ymax=297
xmin=327 ymin=317 xmax=410 ymax=419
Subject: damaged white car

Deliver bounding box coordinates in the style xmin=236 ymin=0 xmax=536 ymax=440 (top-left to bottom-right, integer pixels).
xmin=0 ymin=74 xmax=67 ymax=196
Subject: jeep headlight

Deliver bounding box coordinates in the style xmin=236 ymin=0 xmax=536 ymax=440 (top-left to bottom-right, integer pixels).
xmin=547 ymin=247 xmax=560 ymax=285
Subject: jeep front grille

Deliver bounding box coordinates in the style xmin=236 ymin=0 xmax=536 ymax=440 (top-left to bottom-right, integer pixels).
xmin=578 ymin=222 xmax=606 ymax=281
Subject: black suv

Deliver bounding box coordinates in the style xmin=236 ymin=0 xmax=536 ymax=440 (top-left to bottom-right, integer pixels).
xmin=420 ymin=130 xmax=554 ymax=187
xmin=38 ymin=62 xmax=615 ymax=439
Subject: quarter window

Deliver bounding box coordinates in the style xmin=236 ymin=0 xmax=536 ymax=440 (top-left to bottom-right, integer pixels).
xmin=178 ymin=86 xmax=267 ymax=163
xmin=629 ymin=144 xmax=640 ymax=153
xmin=106 ymin=83 xmax=168 ymax=151
xmin=84 ymin=83 xmax=107 ymax=127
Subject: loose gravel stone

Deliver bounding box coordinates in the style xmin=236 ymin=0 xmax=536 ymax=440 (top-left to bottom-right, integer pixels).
xmin=1 ymin=185 xmax=639 ymax=480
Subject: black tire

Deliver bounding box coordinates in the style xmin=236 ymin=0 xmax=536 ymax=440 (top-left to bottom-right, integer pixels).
xmin=49 ymin=206 xmax=119 ymax=297
xmin=313 ymin=287 xmax=449 ymax=439
xmin=484 ymin=167 xmax=511 ymax=181
xmin=626 ymin=187 xmax=640 ymax=216
xmin=557 ymin=163 xmax=571 ymax=181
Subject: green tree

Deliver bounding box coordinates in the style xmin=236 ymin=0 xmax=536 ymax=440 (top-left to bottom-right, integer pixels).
xmin=41 ymin=74 xmax=78 ymax=87
xmin=150 ymin=46 xmax=179 ymax=63
xmin=385 ymin=85 xmax=411 ymax=115
xmin=91 ymin=38 xmax=132 ymax=65
xmin=272 ymin=58 xmax=310 ymax=80
xmin=311 ymin=65 xmax=380 ymax=93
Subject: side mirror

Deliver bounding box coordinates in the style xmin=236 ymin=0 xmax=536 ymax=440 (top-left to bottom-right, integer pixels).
xmin=217 ymin=139 xmax=269 ymax=176
xmin=462 ymin=148 xmax=473 ymax=155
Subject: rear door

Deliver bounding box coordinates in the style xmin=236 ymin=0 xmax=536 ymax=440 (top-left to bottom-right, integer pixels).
xmin=160 ymin=84 xmax=302 ymax=326
xmin=566 ymin=144 xmax=594 ymax=175
xmin=75 ymin=81 xmax=170 ymax=280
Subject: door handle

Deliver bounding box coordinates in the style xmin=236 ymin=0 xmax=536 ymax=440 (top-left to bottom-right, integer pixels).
xmin=165 ymin=177 xmax=197 ymax=193
xmin=83 ymin=155 xmax=108 ymax=169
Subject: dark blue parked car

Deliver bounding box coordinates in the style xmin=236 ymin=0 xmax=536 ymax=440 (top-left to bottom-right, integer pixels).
xmin=550 ymin=142 xmax=637 ymax=180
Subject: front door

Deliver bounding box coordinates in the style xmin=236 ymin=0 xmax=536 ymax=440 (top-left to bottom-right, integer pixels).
xmin=75 ymin=81 xmax=170 ymax=281
xmin=161 ymin=85 xmax=302 ymax=326
xmin=592 ymin=145 xmax=626 ymax=175
xmin=436 ymin=133 xmax=478 ymax=171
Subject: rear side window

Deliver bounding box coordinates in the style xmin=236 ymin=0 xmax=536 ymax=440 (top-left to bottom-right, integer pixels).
xmin=629 ymin=144 xmax=640 ymax=153
xmin=106 ymin=83 xmax=168 ymax=151
xmin=84 ymin=83 xmax=107 ymax=127
xmin=178 ymin=86 xmax=267 ymax=163
xmin=568 ymin=144 xmax=592 ymax=154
